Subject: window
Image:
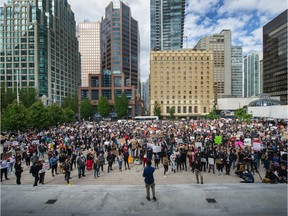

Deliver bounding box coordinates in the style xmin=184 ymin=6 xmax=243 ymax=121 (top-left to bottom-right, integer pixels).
xmin=102 ymin=90 xmax=112 ymax=100
xmin=114 ymin=76 xmax=122 ymax=87
xmin=166 ymin=106 xmax=169 ymax=113
xmin=91 ymin=90 xmax=99 ymax=100
xmin=81 ymin=90 xmax=89 ymax=99
xmin=188 ymin=106 xmax=192 ymax=113
xmin=178 ymin=106 xmax=181 ymax=113
xmin=203 ymin=107 xmax=207 ymax=113
xmin=183 ymin=106 xmax=187 ymax=113
xmin=91 ymin=77 xmax=99 ymax=87
xmin=194 ymin=106 xmax=198 ymax=113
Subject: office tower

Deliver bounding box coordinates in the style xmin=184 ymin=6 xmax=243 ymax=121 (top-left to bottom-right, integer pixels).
xmin=101 ymin=1 xmax=139 ymax=90
xmin=77 ymin=21 xmax=101 ymax=87
xmin=231 ymin=46 xmax=243 ymax=97
xmin=141 ymin=79 xmax=150 ymax=114
xmin=150 ymin=0 xmax=185 ymax=51
xmin=243 ymin=52 xmax=263 ymax=97
xmin=0 ymin=0 xmax=81 ymax=103
xmin=194 ymin=30 xmax=232 ymax=98
xmin=150 ymin=49 xmax=214 ymax=118
xmin=263 ymin=9 xmax=287 ymax=105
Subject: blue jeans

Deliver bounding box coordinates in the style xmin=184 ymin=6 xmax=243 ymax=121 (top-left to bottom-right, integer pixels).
xmin=118 ymin=161 xmax=123 ymax=171
xmin=94 ymin=166 xmax=99 ymax=177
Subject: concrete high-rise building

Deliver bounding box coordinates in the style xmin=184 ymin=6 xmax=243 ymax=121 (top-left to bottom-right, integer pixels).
xmin=263 ymin=9 xmax=287 ymax=105
xmin=243 ymin=52 xmax=263 ymax=97
xmin=77 ymin=21 xmax=101 ymax=87
xmin=194 ymin=30 xmax=232 ymax=99
xmin=150 ymin=49 xmax=214 ymax=118
xmin=101 ymin=1 xmax=139 ymax=90
xmin=150 ymin=0 xmax=185 ymax=51
xmin=0 ymin=0 xmax=81 ymax=103
xmin=231 ymin=46 xmax=243 ymax=97
xmin=141 ymin=79 xmax=150 ymax=115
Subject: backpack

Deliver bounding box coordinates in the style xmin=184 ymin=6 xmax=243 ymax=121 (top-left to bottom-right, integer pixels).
xmin=63 ymin=162 xmax=70 ymax=171
xmin=77 ymin=157 xmax=85 ymax=167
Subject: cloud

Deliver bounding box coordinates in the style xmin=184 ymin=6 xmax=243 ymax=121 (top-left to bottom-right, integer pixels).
xmin=186 ymin=0 xmax=221 ymax=15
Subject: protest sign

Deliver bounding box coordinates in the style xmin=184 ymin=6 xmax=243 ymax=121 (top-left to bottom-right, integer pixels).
xmin=214 ymin=136 xmax=222 ymax=144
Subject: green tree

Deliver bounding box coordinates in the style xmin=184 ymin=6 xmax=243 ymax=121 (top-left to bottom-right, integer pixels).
xmin=235 ymin=108 xmax=252 ymax=122
xmin=1 ymin=100 xmax=28 ymax=131
xmin=97 ymin=96 xmax=110 ymax=117
xmin=63 ymin=108 xmax=76 ymax=123
xmin=114 ymin=93 xmax=128 ymax=118
xmin=205 ymin=109 xmax=220 ymax=120
xmin=80 ymin=99 xmax=93 ymax=120
xmin=61 ymin=94 xmax=78 ymax=113
xmin=169 ymin=107 xmax=175 ymax=119
xmin=27 ymin=101 xmax=50 ymax=129
xmin=1 ymin=86 xmax=16 ymax=112
xmin=153 ymin=101 xmax=162 ymax=119
xmin=1 ymin=86 xmax=39 ymax=112
xmin=19 ymin=88 xmax=38 ymax=107
xmin=47 ymin=103 xmax=64 ymax=126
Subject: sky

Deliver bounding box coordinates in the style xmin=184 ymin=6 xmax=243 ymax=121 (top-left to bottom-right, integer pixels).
xmin=1 ymin=0 xmax=287 ymax=82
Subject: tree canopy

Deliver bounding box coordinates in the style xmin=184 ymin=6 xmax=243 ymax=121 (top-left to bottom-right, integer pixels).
xmin=114 ymin=93 xmax=128 ymax=118
xmin=80 ymin=99 xmax=93 ymax=120
xmin=153 ymin=101 xmax=162 ymax=119
xmin=97 ymin=96 xmax=110 ymax=117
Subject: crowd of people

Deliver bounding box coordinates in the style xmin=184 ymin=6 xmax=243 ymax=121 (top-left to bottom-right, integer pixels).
xmin=0 ymin=118 xmax=287 ymax=186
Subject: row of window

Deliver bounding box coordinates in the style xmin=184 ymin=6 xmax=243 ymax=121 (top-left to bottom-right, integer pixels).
xmin=153 ymin=56 xmax=210 ymax=61
xmin=163 ymin=106 xmax=208 ymax=114
xmin=81 ymin=89 xmax=132 ymax=100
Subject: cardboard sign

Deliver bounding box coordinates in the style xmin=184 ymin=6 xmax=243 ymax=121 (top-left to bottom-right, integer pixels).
xmin=253 ymin=142 xmax=261 ymax=151
xmin=244 ymin=138 xmax=251 ymax=146
xmin=195 ymin=142 xmax=202 ymax=148
xmin=208 ymin=158 xmax=214 ymax=165
xmin=153 ymin=146 xmax=161 ymax=153
xmin=32 ymin=140 xmax=39 ymax=145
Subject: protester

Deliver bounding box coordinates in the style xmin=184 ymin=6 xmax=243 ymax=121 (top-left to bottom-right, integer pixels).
xmin=14 ymin=159 xmax=23 ymax=185
xmin=194 ymin=159 xmax=203 ymax=184
xmin=0 ymin=155 xmax=9 ymax=182
xmin=63 ymin=158 xmax=71 ymax=185
xmin=143 ymin=160 xmax=157 ymax=201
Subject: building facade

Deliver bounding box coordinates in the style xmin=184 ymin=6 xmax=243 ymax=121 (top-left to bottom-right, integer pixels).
xmin=243 ymin=51 xmax=263 ymax=97
xmin=231 ymin=46 xmax=243 ymax=97
xmin=77 ymin=21 xmax=101 ymax=87
xmin=0 ymin=0 xmax=81 ymax=103
xmin=150 ymin=0 xmax=185 ymax=51
xmin=141 ymin=79 xmax=150 ymax=115
xmin=150 ymin=49 xmax=214 ymax=118
xmin=78 ymin=70 xmax=136 ymax=118
xmin=101 ymin=1 xmax=139 ymax=90
xmin=194 ymin=30 xmax=232 ymax=98
xmin=263 ymin=9 xmax=287 ymax=105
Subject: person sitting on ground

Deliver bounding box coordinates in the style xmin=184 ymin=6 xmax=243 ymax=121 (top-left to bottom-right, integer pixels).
xmin=240 ymin=169 xmax=254 ymax=183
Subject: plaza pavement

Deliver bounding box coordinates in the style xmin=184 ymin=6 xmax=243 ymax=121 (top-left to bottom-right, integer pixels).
xmin=1 ymin=161 xmax=287 ymax=216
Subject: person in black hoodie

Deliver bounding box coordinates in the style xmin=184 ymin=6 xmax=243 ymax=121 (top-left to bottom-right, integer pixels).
xmin=14 ymin=159 xmax=23 ymax=185
xmin=30 ymin=161 xmax=42 ymax=186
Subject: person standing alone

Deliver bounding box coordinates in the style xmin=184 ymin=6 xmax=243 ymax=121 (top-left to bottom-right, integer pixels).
xmin=143 ymin=160 xmax=157 ymax=201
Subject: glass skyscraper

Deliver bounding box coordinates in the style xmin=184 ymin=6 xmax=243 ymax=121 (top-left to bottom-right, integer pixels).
xmin=243 ymin=52 xmax=263 ymax=97
xmin=263 ymin=9 xmax=287 ymax=105
xmin=101 ymin=1 xmax=139 ymax=89
xmin=150 ymin=0 xmax=185 ymax=51
xmin=0 ymin=0 xmax=81 ymax=103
